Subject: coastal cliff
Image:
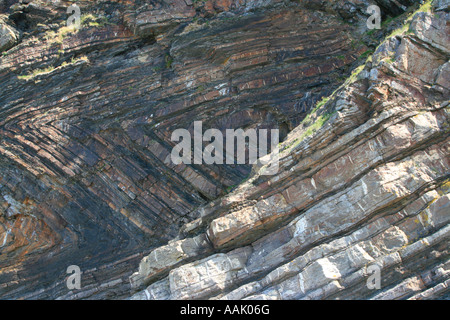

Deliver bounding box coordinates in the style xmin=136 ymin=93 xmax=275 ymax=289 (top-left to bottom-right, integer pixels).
xmin=0 ymin=0 xmax=448 ymax=299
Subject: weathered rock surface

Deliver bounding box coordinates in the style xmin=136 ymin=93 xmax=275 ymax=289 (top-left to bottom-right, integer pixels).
xmin=0 ymin=15 xmax=18 ymax=52
xmin=0 ymin=0 xmax=448 ymax=300
xmin=129 ymin=2 xmax=450 ymax=300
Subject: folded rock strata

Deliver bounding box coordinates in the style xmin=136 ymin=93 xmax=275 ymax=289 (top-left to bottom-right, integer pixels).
xmin=129 ymin=3 xmax=450 ymax=300
xmin=0 ymin=0 xmax=448 ymax=300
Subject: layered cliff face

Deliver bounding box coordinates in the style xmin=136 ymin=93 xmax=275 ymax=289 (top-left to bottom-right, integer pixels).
xmin=0 ymin=0 xmax=448 ymax=300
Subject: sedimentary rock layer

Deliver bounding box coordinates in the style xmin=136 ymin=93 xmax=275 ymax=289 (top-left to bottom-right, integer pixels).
xmin=0 ymin=0 xmax=448 ymax=300
xmin=129 ymin=3 xmax=450 ymax=300
xmin=0 ymin=0 xmax=368 ymax=299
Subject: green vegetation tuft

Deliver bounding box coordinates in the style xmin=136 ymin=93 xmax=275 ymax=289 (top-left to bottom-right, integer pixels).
xmin=360 ymin=49 xmax=374 ymax=60
xmin=298 ymin=110 xmax=336 ymax=141
xmin=44 ymin=13 xmax=110 ymax=45
xmin=165 ymin=54 xmax=174 ymax=69
xmin=18 ymin=56 xmax=88 ymax=80
xmin=18 ymin=65 xmax=56 ymax=80
xmin=80 ymin=14 xmax=109 ymax=28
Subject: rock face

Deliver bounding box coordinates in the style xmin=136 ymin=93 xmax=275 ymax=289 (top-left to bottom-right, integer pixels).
xmin=0 ymin=0 xmax=448 ymax=300
xmin=0 ymin=15 xmax=18 ymax=52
